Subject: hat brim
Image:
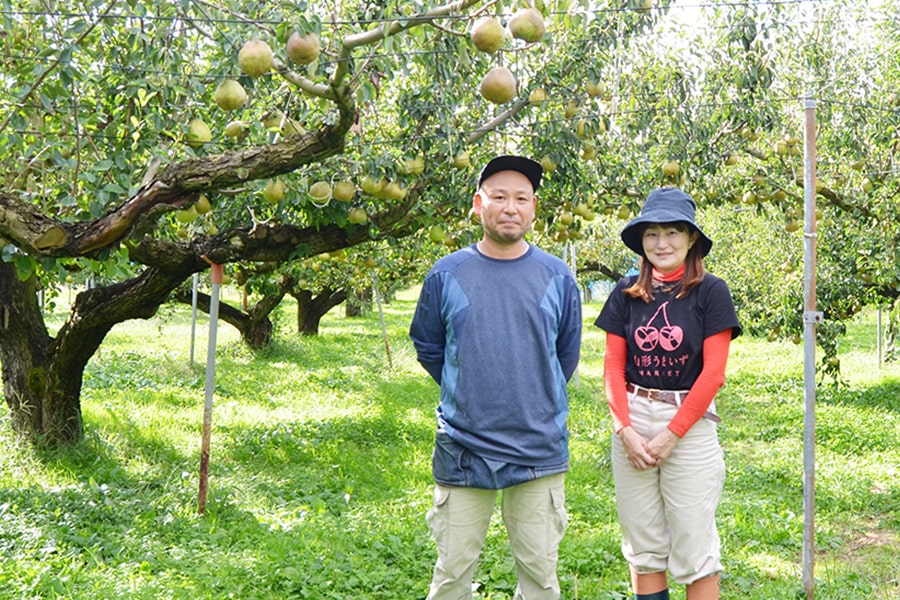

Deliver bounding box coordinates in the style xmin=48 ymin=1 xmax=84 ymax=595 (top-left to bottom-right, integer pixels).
xmin=621 ymin=217 xmax=713 ymax=257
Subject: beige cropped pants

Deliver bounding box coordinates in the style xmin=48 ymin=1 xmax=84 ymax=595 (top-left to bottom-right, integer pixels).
xmin=611 ymin=392 xmax=725 ymax=585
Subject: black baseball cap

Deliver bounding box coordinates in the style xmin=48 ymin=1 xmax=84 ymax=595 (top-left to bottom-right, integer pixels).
xmin=477 ymin=155 xmax=542 ymax=191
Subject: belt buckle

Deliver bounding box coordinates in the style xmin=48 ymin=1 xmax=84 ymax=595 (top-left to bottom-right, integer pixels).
xmin=647 ymin=388 xmax=662 ymax=401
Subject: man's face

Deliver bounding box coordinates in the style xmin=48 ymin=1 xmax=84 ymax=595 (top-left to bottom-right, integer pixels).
xmin=474 ymin=170 xmax=536 ymax=246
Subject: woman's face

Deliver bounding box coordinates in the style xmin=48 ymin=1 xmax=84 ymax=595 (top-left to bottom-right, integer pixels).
xmin=641 ymin=223 xmax=698 ymax=273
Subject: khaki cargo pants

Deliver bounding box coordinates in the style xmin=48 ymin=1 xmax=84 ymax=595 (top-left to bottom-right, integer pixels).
xmin=425 ymin=473 xmax=568 ymax=600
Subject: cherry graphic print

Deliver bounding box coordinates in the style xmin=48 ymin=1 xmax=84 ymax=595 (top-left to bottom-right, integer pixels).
xmin=635 ymin=326 xmax=659 ymax=351
xmin=633 ymin=301 xmax=683 ymax=352
xmin=658 ymin=323 xmax=684 ymax=351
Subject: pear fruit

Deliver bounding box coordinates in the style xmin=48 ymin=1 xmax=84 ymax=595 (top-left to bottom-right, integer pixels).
xmin=508 ymin=8 xmax=546 ymax=43
xmin=186 ymin=119 xmax=212 ymax=148
xmin=333 ymin=179 xmax=356 ymax=202
xmin=575 ymin=119 xmax=590 ymax=139
xmin=400 ymin=155 xmax=425 ymax=175
xmin=286 ymin=32 xmax=320 ymax=65
xmin=194 ymin=194 xmax=212 ymax=214
xmin=214 ymin=79 xmax=248 ymax=111
xmin=175 ymin=207 xmax=199 ymax=223
xmin=224 ymin=120 xmax=246 ymax=139
xmin=261 ymin=113 xmax=282 ymax=133
xmin=382 ymin=180 xmax=408 ymax=201
xmin=308 ymin=181 xmax=332 ymax=203
xmin=348 ymin=207 xmax=368 ymax=224
xmin=428 ymin=225 xmax=447 ymax=244
xmin=586 ymin=80 xmax=607 ymax=98
xmin=580 ymin=142 xmax=597 ymax=160
xmin=574 ymin=203 xmax=595 ymax=221
xmin=263 ymin=179 xmax=286 ymax=204
xmin=237 ymin=39 xmax=273 ymax=77
xmin=480 ymin=67 xmax=516 ymax=104
xmin=361 ymin=176 xmax=385 ymax=196
xmin=662 ymin=159 xmax=680 ymax=177
xmin=471 ymin=17 xmax=504 ymax=53
xmin=528 ymin=87 xmax=548 ymax=105
xmin=452 ymin=152 xmax=470 ymax=169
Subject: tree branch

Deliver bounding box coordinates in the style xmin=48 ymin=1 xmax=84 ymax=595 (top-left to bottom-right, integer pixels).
xmin=332 ymin=0 xmax=480 ymax=88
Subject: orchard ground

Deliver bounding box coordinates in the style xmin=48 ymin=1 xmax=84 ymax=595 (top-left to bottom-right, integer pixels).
xmin=1 ymin=285 xmax=898 ymax=599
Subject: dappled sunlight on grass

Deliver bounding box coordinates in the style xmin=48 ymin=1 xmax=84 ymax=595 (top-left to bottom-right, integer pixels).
xmin=1 ymin=296 xmax=898 ymax=598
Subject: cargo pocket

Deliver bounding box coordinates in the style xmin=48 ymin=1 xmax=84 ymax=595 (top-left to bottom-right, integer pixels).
xmin=548 ymin=486 xmax=568 ymax=552
xmin=426 ymin=485 xmax=452 ymax=557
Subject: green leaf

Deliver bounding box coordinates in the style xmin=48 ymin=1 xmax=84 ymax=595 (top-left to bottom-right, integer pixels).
xmin=14 ymin=255 xmax=36 ymax=281
xmin=103 ymin=183 xmax=128 ymax=195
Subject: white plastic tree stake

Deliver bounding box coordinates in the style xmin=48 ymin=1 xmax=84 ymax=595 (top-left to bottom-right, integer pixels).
xmin=197 ymin=257 xmax=223 ymax=515
xmin=190 ymin=272 xmax=199 ymax=367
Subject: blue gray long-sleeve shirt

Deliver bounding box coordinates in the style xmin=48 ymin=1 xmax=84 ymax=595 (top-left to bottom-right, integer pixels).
xmin=409 ymin=244 xmax=582 ymax=470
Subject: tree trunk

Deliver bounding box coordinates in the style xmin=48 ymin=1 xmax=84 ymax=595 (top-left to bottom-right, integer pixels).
xmin=174 ymin=288 xmax=274 ymax=350
xmin=345 ymin=299 xmax=361 ymax=317
xmin=293 ymin=287 xmax=347 ymax=335
xmin=1 ymin=261 xmax=192 ymax=444
xmin=0 ymin=262 xmax=58 ymax=441
xmin=345 ymin=287 xmax=372 ymax=317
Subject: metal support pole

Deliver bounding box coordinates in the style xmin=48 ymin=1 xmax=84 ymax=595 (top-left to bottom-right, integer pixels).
xmin=198 ymin=258 xmax=223 ymax=515
xmin=802 ymin=96 xmax=821 ymax=600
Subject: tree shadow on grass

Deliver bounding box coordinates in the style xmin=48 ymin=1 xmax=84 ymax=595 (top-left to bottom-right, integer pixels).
xmin=219 ymin=408 xmax=433 ymax=507
xmin=818 ymin=378 xmax=900 ymax=412
xmin=1 ymin=377 xmax=439 ymax=598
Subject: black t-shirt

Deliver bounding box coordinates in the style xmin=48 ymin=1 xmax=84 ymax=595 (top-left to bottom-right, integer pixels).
xmin=594 ymin=274 xmax=742 ymax=390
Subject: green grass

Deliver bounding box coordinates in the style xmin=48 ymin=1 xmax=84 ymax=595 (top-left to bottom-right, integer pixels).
xmin=1 ymin=293 xmax=898 ymax=599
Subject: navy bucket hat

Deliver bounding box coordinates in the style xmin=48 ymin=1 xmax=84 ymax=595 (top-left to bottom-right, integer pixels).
xmin=620 ymin=187 xmax=713 ymax=257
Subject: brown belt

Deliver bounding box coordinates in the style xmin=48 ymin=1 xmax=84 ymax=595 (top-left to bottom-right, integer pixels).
xmin=626 ymin=382 xmax=721 ymax=423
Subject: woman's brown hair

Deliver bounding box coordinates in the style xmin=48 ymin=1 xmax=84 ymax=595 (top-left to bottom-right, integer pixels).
xmin=623 ymin=222 xmax=706 ymax=302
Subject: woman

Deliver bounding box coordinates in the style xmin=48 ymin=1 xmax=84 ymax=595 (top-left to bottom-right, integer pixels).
xmin=594 ymin=187 xmax=742 ymax=600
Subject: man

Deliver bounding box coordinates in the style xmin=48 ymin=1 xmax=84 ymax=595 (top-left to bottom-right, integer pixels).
xmin=409 ymin=155 xmax=582 ymax=599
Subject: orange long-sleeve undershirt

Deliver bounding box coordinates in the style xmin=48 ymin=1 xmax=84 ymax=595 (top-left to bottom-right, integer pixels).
xmin=604 ymin=329 xmax=733 ymax=438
